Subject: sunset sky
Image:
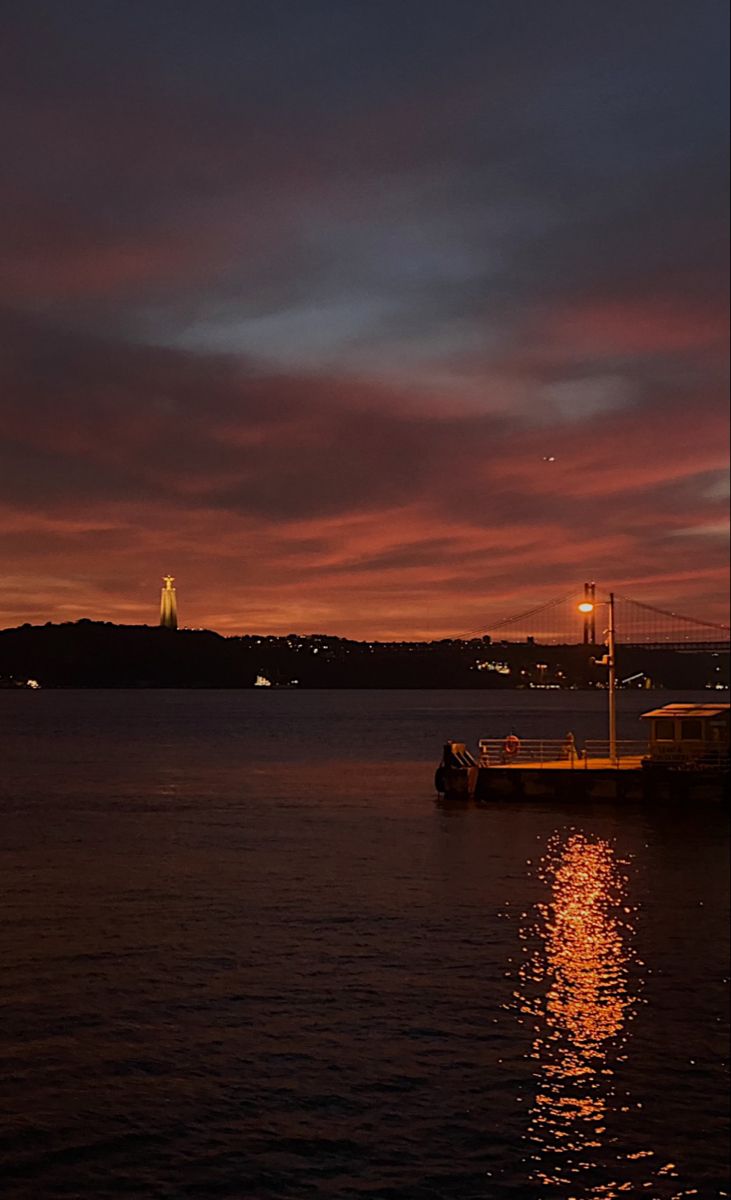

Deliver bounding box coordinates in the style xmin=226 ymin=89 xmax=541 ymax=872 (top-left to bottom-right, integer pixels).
xmin=1 ymin=0 xmax=728 ymax=637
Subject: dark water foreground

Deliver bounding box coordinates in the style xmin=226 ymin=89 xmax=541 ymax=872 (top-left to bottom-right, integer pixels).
xmin=0 ymin=690 xmax=728 ymax=1199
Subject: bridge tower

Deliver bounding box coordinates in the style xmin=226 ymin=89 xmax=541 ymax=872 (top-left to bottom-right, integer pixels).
xmin=160 ymin=575 xmax=178 ymax=630
xmin=582 ymin=581 xmax=596 ymax=643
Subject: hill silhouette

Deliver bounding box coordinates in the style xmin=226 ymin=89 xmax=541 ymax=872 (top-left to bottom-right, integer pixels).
xmin=0 ymin=621 xmax=727 ymax=690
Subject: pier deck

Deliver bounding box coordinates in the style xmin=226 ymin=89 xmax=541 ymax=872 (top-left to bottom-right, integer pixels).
xmin=497 ymin=756 xmax=644 ymax=771
xmin=438 ymin=706 xmax=729 ymax=801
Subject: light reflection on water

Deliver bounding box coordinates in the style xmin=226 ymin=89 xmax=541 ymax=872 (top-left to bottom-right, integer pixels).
xmin=0 ymin=690 xmax=726 ymax=1198
xmin=516 ymin=831 xmax=696 ymax=1199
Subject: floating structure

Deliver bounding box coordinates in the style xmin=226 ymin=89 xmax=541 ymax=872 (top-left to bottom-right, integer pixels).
xmin=160 ymin=575 xmax=178 ymax=630
xmin=434 ymin=703 xmax=729 ymax=802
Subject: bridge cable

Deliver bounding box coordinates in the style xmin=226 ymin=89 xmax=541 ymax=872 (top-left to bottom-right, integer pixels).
xmin=457 ymin=588 xmax=580 ymax=642
xmin=617 ymin=595 xmax=730 ymax=634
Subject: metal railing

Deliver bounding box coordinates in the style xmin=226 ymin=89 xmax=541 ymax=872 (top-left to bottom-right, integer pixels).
xmin=478 ymin=737 xmax=581 ymax=767
xmin=583 ymin=739 xmax=648 ymax=766
xmin=477 ymin=737 xmax=650 ymax=768
xmin=457 ymin=737 xmax=728 ymax=772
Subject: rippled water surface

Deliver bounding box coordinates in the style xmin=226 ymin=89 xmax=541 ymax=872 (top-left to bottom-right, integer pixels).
xmin=0 ymin=689 xmax=728 ymax=1198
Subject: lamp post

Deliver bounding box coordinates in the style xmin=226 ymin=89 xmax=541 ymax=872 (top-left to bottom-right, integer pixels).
xmin=579 ymin=592 xmax=617 ymax=761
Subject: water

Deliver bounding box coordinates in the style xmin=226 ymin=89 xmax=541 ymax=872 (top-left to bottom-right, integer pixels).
xmin=0 ymin=690 xmax=727 ymax=1199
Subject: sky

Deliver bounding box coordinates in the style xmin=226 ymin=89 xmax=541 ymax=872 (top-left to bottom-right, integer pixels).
xmin=1 ymin=0 xmax=728 ymax=637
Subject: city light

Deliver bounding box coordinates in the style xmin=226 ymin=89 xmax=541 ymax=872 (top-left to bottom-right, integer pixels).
xmin=578 ymin=601 xmax=594 ymax=614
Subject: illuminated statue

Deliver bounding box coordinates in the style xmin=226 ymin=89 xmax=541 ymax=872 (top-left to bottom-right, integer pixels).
xmin=160 ymin=575 xmax=178 ymax=630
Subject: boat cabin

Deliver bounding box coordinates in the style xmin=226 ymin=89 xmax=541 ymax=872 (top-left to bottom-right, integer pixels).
xmin=641 ymin=703 xmax=729 ymax=764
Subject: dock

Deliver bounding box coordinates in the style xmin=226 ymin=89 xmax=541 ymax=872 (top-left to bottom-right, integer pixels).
xmin=435 ymin=705 xmax=729 ymax=802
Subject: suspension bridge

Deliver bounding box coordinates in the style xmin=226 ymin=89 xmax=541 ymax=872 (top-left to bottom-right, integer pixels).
xmin=469 ymin=586 xmax=730 ymax=653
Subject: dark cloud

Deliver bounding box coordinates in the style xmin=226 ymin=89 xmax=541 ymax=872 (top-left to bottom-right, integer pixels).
xmin=0 ymin=1 xmax=727 ymax=632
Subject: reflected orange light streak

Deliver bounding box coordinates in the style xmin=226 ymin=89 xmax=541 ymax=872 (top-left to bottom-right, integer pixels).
xmin=517 ymin=832 xmax=637 ymax=1195
xmin=514 ymin=833 xmax=694 ymax=1197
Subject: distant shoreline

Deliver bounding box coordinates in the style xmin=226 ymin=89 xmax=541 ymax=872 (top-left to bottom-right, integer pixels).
xmin=1 ymin=621 xmax=727 ymax=691
xmin=2 ymin=684 xmax=728 ymax=695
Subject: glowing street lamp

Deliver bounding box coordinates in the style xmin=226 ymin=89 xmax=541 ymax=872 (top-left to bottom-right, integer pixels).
xmin=577 ymin=592 xmax=617 ymax=761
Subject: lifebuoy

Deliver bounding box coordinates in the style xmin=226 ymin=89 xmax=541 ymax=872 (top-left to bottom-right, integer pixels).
xmin=503 ymin=734 xmax=521 ymax=759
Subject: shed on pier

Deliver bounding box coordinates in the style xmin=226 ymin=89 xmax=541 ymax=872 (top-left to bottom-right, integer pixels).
xmin=641 ymin=703 xmax=729 ymax=764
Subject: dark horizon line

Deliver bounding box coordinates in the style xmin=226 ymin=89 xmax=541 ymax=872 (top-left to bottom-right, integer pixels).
xmin=4 ymin=616 xmax=728 ymax=651
xmin=0 ymin=616 xmax=557 ymax=645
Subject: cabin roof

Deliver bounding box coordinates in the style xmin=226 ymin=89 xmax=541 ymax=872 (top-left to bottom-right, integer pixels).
xmin=641 ymin=703 xmax=730 ymax=720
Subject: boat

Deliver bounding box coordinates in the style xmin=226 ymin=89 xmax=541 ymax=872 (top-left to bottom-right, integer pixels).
xmin=434 ymin=703 xmax=729 ymax=802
